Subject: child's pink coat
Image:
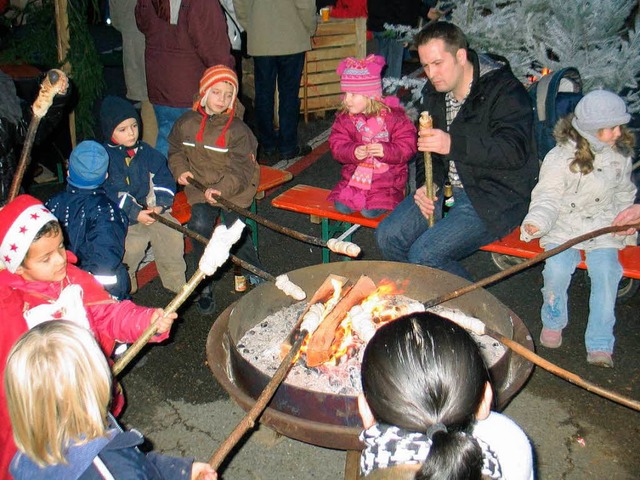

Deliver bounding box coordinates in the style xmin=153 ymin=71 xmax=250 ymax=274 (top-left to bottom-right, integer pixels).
xmin=328 ymin=97 xmax=417 ymax=211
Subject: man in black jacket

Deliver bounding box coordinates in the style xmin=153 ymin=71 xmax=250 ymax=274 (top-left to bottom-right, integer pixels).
xmin=375 ymin=22 xmax=538 ymax=280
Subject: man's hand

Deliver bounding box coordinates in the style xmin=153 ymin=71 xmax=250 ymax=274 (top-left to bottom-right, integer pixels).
xmin=418 ymin=127 xmax=451 ymax=155
xmin=178 ymin=171 xmax=194 ymax=186
xmin=613 ymin=204 xmax=640 ymax=235
xmin=414 ymin=185 xmax=437 ymax=220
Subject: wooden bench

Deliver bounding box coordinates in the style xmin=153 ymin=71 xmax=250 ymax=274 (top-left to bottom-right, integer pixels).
xmin=271 ymin=184 xmax=386 ymax=263
xmin=480 ymin=228 xmax=640 ymax=280
xmin=170 ymin=165 xmax=293 ymax=248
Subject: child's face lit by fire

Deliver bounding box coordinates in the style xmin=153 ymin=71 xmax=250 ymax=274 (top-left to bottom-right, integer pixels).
xmin=343 ymin=92 xmax=370 ymax=115
xmin=204 ymin=81 xmax=234 ymax=115
xmin=16 ymin=230 xmax=67 ymax=282
xmin=112 ymin=118 xmax=139 ymax=148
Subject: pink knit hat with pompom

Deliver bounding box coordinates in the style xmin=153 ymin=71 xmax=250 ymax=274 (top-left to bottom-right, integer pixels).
xmin=337 ymin=55 xmax=385 ymax=98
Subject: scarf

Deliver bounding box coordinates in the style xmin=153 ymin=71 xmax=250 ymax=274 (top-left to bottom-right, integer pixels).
xmin=359 ymin=423 xmax=503 ymax=478
xmin=348 ymin=113 xmax=390 ymax=190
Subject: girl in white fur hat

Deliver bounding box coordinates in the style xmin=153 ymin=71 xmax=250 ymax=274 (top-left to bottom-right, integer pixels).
xmin=520 ymin=90 xmax=637 ymax=368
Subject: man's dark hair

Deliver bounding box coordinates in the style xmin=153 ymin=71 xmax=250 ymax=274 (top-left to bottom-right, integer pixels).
xmin=414 ymin=22 xmax=469 ymax=56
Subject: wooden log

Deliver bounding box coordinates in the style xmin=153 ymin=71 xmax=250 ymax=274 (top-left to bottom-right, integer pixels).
xmin=305 ymin=275 xmax=377 ymax=367
xmin=280 ymin=274 xmax=349 ymax=359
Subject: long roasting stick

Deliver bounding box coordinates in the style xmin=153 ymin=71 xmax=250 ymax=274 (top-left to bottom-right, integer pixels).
xmin=8 ymin=69 xmax=69 ymax=202
xmin=149 ymin=212 xmax=306 ymax=301
xmin=112 ymin=220 xmax=245 ymax=376
xmin=419 ymin=111 xmax=435 ymax=227
xmin=186 ymin=177 xmax=361 ymax=258
xmin=208 ymin=329 xmax=308 ymax=470
xmin=425 ymin=222 xmax=640 ymax=411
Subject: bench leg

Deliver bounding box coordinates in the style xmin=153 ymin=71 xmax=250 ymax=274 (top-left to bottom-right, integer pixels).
xmin=247 ymin=199 xmax=259 ymax=250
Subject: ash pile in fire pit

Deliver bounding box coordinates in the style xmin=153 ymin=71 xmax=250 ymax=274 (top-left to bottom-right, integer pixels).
xmin=236 ymin=295 xmax=506 ymax=396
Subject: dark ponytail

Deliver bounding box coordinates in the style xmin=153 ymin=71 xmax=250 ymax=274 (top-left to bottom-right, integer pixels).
xmin=361 ymin=312 xmax=492 ymax=480
xmin=416 ymin=430 xmax=484 ymax=480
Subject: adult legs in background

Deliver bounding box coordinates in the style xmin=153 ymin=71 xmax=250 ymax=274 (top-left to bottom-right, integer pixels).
xmin=140 ymin=100 xmax=158 ymax=147
xmin=375 ymin=188 xmax=496 ymax=280
xmin=152 ymin=105 xmax=190 ymax=158
xmin=147 ymin=212 xmax=186 ymax=294
xmin=276 ymin=52 xmax=305 ymax=157
xmin=253 ymin=56 xmax=279 ymax=154
xmin=584 ymin=248 xmax=622 ymax=354
xmin=122 ymin=222 xmax=152 ymax=294
xmin=373 ymin=31 xmax=404 ymax=79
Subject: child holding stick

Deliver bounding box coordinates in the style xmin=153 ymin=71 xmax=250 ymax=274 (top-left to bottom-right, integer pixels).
xmin=5 ymin=320 xmax=216 ymax=479
xmin=0 ymin=194 xmax=177 ymax=477
xmin=328 ymin=54 xmax=417 ymax=218
xmin=521 ymin=90 xmax=636 ymax=368
xmin=358 ymin=312 xmax=533 ymax=479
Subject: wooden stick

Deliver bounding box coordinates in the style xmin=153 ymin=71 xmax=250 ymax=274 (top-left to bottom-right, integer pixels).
xmin=208 ymin=328 xmax=308 ymax=470
xmin=112 ymin=268 xmax=206 ymax=376
xmin=423 ymin=223 xmax=640 ymax=309
xmin=8 ymin=69 xmax=69 ymax=202
xmin=149 ymin=212 xmax=273 ymax=281
xmin=419 ymin=111 xmax=435 ymax=227
xmin=186 ymin=177 xmax=361 ymax=258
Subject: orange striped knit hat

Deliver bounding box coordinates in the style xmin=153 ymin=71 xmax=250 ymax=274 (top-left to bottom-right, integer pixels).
xmin=193 ymin=65 xmax=238 ymax=150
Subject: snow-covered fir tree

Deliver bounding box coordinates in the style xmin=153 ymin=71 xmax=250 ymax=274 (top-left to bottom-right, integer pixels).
xmin=384 ymin=0 xmax=640 ymax=114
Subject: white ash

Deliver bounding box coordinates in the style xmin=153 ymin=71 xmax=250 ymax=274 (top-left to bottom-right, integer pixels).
xmin=237 ymin=297 xmax=507 ymax=396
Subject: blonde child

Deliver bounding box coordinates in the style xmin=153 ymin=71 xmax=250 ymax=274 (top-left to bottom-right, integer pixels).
xmin=0 ymin=194 xmax=177 ymax=477
xmin=358 ymin=312 xmax=533 ymax=479
xmin=328 ymin=54 xmax=417 ymax=218
xmin=521 ymin=90 xmax=636 ymax=368
xmin=168 ymin=65 xmax=263 ymax=315
xmin=101 ymin=95 xmax=187 ymax=295
xmin=5 ymin=320 xmax=216 ymax=480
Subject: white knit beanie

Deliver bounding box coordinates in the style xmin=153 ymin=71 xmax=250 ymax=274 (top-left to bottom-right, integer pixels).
xmin=572 ymin=90 xmax=630 ymax=134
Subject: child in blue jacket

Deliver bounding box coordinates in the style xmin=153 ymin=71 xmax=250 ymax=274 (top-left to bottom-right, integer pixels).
xmin=101 ymin=95 xmax=186 ymax=294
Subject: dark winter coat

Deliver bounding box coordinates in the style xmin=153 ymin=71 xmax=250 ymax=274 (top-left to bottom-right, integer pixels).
xmin=417 ymin=50 xmax=539 ymax=238
xmin=135 ymin=0 xmax=234 ymax=108
xmin=45 ymin=186 xmax=130 ymax=300
xmin=103 ymin=141 xmax=177 ymax=224
xmin=366 ymin=0 xmax=424 ymax=32
xmin=328 ymin=98 xmax=417 ymax=211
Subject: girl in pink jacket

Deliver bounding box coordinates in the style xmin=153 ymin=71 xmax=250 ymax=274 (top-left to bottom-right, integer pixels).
xmin=328 ymin=55 xmax=417 ymax=218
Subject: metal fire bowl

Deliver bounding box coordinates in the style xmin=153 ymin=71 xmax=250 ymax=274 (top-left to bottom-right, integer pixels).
xmin=207 ymin=261 xmax=534 ymax=451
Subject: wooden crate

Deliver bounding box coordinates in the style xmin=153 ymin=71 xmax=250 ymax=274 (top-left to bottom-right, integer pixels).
xmin=300 ymin=17 xmax=367 ymax=122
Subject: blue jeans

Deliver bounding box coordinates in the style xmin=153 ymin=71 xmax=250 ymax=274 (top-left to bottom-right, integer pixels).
xmin=375 ymin=187 xmax=497 ymax=280
xmin=334 ymin=201 xmax=388 ymax=219
xmin=188 ymin=203 xmax=264 ymax=284
xmin=253 ymin=53 xmax=305 ymax=156
xmin=373 ymin=31 xmax=404 ymax=80
xmin=153 ymin=105 xmax=190 ymax=158
xmin=541 ymin=246 xmax=622 ymax=353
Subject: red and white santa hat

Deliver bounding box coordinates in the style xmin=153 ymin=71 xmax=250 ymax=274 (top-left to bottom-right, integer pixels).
xmin=0 ymin=194 xmax=58 ymax=272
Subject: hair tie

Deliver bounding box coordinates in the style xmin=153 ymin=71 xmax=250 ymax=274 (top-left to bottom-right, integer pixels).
xmin=426 ymin=422 xmax=448 ymax=438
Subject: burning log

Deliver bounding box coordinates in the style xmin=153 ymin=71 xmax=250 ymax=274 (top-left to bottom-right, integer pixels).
xmin=305 ymin=275 xmax=377 ymax=367
xmin=280 ymin=274 xmax=349 ymax=358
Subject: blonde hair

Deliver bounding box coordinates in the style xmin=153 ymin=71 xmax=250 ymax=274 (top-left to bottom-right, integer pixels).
xmin=554 ymin=114 xmax=636 ymax=175
xmin=4 ymin=321 xmax=111 ymax=466
xmin=339 ymin=96 xmax=390 ymax=117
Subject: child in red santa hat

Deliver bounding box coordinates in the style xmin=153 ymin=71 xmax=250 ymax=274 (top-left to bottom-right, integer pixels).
xmin=0 ymin=194 xmax=178 ymax=478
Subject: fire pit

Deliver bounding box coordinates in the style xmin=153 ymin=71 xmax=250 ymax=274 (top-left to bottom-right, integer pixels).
xmin=206 ymin=261 xmax=534 ymax=453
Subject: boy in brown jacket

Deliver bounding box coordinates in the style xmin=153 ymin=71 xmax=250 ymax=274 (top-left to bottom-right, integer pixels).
xmin=168 ymin=65 xmax=262 ymax=314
